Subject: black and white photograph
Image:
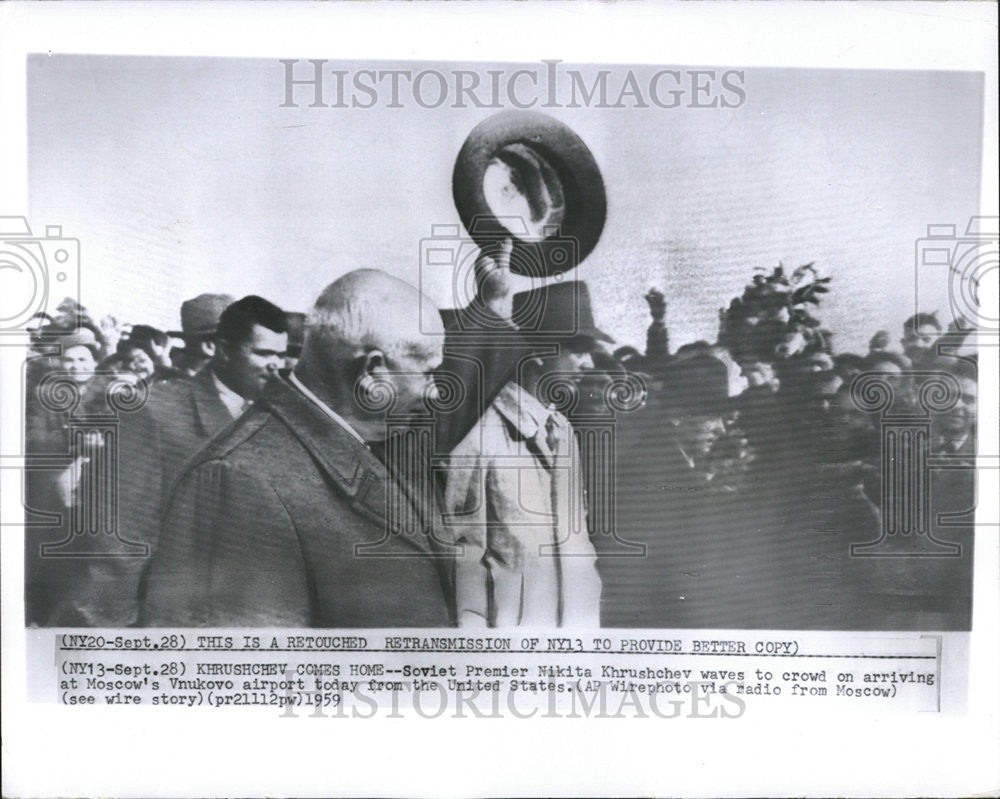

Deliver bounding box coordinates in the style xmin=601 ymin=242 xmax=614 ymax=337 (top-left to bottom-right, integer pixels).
xmin=2 ymin=3 xmax=997 ymax=798
xmin=15 ymin=56 xmax=984 ymax=631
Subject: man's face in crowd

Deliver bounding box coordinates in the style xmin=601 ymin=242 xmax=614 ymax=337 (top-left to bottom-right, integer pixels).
xmin=902 ymin=323 xmax=940 ymax=362
xmin=124 ymin=347 xmax=156 ymax=381
xmin=382 ymin=340 xmax=444 ymax=418
xmin=61 ymin=345 xmax=96 ymax=384
xmin=549 ymin=339 xmax=596 ymax=380
xmin=220 ymin=324 xmax=287 ymax=401
xmin=678 ymin=412 xmax=726 ymax=458
xmin=938 ymin=376 xmax=977 ymax=440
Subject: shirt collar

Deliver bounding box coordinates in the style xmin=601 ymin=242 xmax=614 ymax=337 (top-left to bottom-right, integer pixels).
xmin=210 ymin=369 xmax=247 ymax=420
xmin=287 ymin=371 xmax=368 ymax=446
xmin=492 ymin=381 xmax=561 ymax=440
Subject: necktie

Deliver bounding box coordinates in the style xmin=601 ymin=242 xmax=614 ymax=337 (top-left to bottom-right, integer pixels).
xmin=545 ymin=413 xmax=560 ymax=457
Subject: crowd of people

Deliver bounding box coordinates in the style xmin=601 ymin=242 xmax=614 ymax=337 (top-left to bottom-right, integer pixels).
xmin=596 ymin=286 xmax=976 ymax=630
xmin=23 ymin=256 xmax=977 ymax=630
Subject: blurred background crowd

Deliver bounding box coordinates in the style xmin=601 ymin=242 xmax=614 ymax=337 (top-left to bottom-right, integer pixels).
xmin=23 ymin=262 xmax=978 ymax=630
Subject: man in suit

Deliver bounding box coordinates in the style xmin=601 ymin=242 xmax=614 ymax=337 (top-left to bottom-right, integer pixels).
xmin=139 ymin=270 xmax=454 ymax=627
xmin=75 ymin=295 xmax=288 ymax=625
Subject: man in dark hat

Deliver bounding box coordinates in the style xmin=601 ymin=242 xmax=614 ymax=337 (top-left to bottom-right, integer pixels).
xmin=900 ymin=311 xmax=942 ymax=368
xmin=167 ymin=292 xmax=234 ymax=377
xmin=660 ymin=355 xmax=731 ymax=471
xmin=439 ymin=250 xmax=605 ymax=628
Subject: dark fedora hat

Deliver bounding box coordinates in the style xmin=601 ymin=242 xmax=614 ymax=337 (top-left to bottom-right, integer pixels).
xmin=167 ymin=293 xmax=234 ymax=339
xmin=512 ymin=280 xmax=613 ymax=346
xmin=452 ymin=111 xmax=606 ymax=278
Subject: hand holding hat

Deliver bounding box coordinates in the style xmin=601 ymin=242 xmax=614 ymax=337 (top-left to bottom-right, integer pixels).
xmin=453 ymin=110 xmax=606 ymax=278
xmin=474 ymin=237 xmax=536 ymax=323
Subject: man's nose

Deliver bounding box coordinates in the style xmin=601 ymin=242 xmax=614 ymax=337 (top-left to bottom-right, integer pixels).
xmin=578 ymin=353 xmax=594 ymax=371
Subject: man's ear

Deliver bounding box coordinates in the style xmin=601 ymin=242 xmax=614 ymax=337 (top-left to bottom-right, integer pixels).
xmin=201 ymin=338 xmax=218 ymax=359
xmin=362 ymin=349 xmax=387 ymax=375
xmin=356 ymin=350 xmax=388 ymax=406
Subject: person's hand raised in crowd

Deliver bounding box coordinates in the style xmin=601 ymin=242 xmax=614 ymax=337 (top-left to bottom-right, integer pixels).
xmin=474 ymin=237 xmax=533 ymax=325
xmin=474 ymin=237 xmax=514 ymax=322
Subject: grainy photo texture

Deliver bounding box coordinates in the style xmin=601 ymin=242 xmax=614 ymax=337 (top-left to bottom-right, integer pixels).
xmin=15 ymin=56 xmax=986 ymax=631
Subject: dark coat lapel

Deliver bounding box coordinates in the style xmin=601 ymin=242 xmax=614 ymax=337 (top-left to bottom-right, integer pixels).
xmin=258 ymin=376 xmax=437 ymax=557
xmin=189 ymin=368 xmax=235 ymax=438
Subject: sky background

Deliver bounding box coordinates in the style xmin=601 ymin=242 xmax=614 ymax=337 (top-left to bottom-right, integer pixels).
xmin=27 ymin=56 xmax=984 ymax=355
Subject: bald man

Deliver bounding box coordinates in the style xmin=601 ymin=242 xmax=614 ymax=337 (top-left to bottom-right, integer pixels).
xmin=139 ymin=270 xmax=454 ymax=627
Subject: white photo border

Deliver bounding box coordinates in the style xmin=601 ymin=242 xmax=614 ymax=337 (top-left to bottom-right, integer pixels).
xmin=1 ymin=3 xmax=997 ymax=797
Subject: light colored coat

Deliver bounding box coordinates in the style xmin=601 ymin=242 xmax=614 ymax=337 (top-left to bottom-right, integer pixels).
xmin=442 ymin=382 xmax=602 ymax=627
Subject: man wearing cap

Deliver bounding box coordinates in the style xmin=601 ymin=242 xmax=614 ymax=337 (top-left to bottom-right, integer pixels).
xmin=440 ymin=244 xmax=604 ymax=628
xmin=167 ymin=292 xmax=233 ymax=377
xmin=76 ymin=295 xmax=288 ymax=625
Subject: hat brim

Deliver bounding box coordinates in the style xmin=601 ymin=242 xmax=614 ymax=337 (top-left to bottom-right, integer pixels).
xmin=522 ymin=329 xmax=614 ymax=349
xmin=581 ymin=328 xmax=615 ymax=345
xmin=166 ymin=329 xmax=216 ymax=339
xmin=452 ymin=111 xmax=607 ymax=278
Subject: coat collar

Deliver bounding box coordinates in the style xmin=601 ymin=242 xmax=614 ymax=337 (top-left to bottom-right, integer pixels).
xmin=491 ymin=382 xmax=567 ymax=469
xmin=257 ymin=375 xmax=440 ymax=554
xmin=259 ymin=375 xmax=384 ymax=502
xmin=491 ymin=381 xmax=561 ymax=440
xmin=190 ymin=367 xmax=236 ymax=437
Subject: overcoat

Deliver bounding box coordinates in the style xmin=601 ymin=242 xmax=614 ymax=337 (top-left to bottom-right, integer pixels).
xmin=139 ymin=375 xmax=455 ymax=627
xmin=442 ymin=382 xmax=601 ymax=627
xmin=78 ymin=367 xmax=236 ymax=626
